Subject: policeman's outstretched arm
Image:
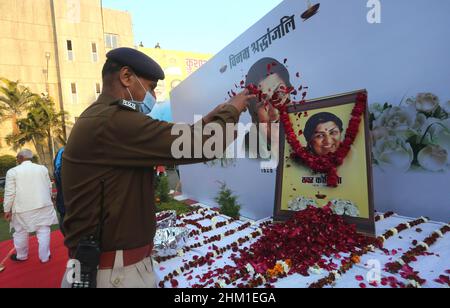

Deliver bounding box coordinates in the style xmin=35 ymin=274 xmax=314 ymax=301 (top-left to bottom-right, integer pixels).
xmin=102 ymin=89 xmax=255 ymax=167
xmin=203 ymin=90 xmax=254 ymax=124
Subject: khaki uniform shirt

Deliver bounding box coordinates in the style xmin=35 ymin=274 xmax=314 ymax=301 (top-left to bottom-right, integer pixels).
xmin=62 ymin=94 xmax=240 ymax=252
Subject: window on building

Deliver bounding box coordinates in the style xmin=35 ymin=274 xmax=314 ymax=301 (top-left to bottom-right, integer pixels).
xmin=95 ymin=83 xmax=101 ymax=99
xmin=92 ymin=42 xmax=98 ymax=62
xmin=67 ymin=40 xmax=74 ymax=61
xmin=71 ymin=83 xmax=77 ymax=104
xmin=105 ymin=33 xmax=119 ymax=49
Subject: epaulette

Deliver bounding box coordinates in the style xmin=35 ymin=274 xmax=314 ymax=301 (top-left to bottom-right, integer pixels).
xmin=115 ymin=99 xmax=141 ymax=112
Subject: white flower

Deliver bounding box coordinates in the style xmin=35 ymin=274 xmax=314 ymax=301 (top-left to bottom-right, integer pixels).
xmin=373 ymin=136 xmax=414 ymax=172
xmin=331 ymin=200 xmax=346 ymax=216
xmin=371 ymin=126 xmax=391 ymax=146
xmin=369 ymin=103 xmax=385 ymax=119
xmin=390 ymin=228 xmax=398 ymax=236
xmin=408 ymin=280 xmax=422 ymax=288
xmin=331 ymin=271 xmax=341 ymax=280
xmin=287 ymin=196 xmax=318 ymax=212
xmin=411 ymin=113 xmax=429 ymax=136
xmin=329 ymin=199 xmax=360 ymax=217
xmin=217 ymin=279 xmax=227 ymax=288
xmin=443 ymin=100 xmax=450 ymax=114
xmin=308 ymin=265 xmax=323 ymax=275
xmin=417 ymin=145 xmax=448 ymax=172
xmin=415 ymin=93 xmax=440 ymax=114
xmin=418 ymin=242 xmax=430 ymax=250
xmin=258 ymin=274 xmax=267 ymax=284
xmin=374 ymin=106 xmax=417 ymax=137
xmin=245 ymin=264 xmax=255 ymax=274
xmin=435 ymin=230 xmax=444 ymax=238
xmin=420 ymin=216 xmax=429 ymax=223
xmin=177 ymin=250 xmax=184 ymax=257
xmin=346 ymin=204 xmax=361 ymax=217
xmin=277 ymin=261 xmax=290 ymax=273
xmin=431 ymin=119 xmax=450 ymax=163
xmin=418 ymin=117 xmax=447 ymax=144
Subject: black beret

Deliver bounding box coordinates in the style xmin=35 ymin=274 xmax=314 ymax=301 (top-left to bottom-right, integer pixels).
xmin=106 ymin=47 xmax=165 ymax=81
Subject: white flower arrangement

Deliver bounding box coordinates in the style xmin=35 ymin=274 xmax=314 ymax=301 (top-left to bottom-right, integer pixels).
xmin=245 ymin=264 xmax=256 ymax=275
xmin=329 ymin=199 xmax=360 ymax=217
xmin=287 ymin=196 xmax=318 ymax=212
xmin=277 ymin=260 xmax=290 ymax=274
xmin=217 ymin=279 xmax=227 ymax=288
xmin=308 ymin=265 xmax=323 ymax=275
xmin=370 ymin=93 xmax=450 ymax=173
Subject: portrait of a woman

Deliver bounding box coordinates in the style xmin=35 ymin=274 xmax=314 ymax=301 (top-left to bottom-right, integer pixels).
xmin=303 ymin=112 xmax=344 ymax=156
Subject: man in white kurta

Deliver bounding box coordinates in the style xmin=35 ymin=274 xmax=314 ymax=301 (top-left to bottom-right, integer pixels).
xmin=3 ymin=149 xmax=58 ymax=263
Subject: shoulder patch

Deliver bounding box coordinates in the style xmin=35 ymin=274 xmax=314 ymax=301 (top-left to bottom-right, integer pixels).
xmin=117 ymin=100 xmax=141 ymax=112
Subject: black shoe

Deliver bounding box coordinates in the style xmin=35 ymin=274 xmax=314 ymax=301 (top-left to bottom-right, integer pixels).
xmin=10 ymin=254 xmax=27 ymax=262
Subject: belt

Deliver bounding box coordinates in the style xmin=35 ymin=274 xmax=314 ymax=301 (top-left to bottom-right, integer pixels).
xmin=98 ymin=245 xmax=153 ymax=270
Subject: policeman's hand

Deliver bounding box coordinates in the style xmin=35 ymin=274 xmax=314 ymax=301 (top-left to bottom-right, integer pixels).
xmin=4 ymin=212 xmax=12 ymax=222
xmin=228 ymin=89 xmax=256 ymax=114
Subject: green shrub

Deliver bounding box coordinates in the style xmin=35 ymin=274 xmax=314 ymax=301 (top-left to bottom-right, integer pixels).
xmin=0 ymin=155 xmax=16 ymax=177
xmin=155 ymin=175 xmax=170 ymax=203
xmin=215 ymin=183 xmax=241 ymax=219
xmin=156 ymin=199 xmax=193 ymax=216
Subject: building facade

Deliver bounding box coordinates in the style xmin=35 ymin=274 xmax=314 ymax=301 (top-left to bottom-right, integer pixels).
xmin=0 ymin=0 xmax=134 ymax=155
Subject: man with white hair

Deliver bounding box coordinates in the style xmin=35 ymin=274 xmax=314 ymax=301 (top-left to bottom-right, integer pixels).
xmin=3 ymin=149 xmax=58 ymax=263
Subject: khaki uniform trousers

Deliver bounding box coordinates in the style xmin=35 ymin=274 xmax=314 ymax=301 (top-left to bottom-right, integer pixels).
xmin=61 ymin=250 xmax=156 ymax=288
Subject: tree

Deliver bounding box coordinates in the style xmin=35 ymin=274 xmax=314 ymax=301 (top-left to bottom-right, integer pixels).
xmin=5 ymin=93 xmax=68 ymax=169
xmin=0 ymin=78 xmax=37 ymax=135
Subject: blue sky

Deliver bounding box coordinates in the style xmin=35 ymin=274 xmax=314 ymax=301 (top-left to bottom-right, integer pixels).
xmin=102 ymin=0 xmax=283 ymax=54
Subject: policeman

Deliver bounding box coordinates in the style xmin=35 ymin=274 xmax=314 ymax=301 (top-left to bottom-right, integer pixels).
xmin=60 ymin=48 xmax=253 ymax=288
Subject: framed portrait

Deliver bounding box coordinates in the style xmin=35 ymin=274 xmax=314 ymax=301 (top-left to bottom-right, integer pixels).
xmin=274 ymin=90 xmax=376 ymax=236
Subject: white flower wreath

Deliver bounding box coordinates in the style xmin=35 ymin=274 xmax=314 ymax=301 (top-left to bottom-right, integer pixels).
xmin=329 ymin=199 xmax=360 ymax=217
xmin=287 ymin=196 xmax=318 ymax=212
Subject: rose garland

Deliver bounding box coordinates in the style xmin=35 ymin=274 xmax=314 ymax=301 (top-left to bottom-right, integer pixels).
xmin=188 ymin=217 xmax=238 ymax=237
xmin=158 ymin=222 xmax=271 ymax=288
xmin=177 ymin=206 xmax=208 ymax=220
xmin=154 ymin=222 xmax=253 ymax=263
xmin=375 ymin=211 xmax=395 ymax=222
xmin=177 ymin=212 xmax=220 ymax=228
xmin=245 ymin=84 xmax=367 ymax=187
xmin=308 ymin=216 xmax=430 ymax=288
xmin=156 ymin=211 xmax=174 ymax=222
xmin=385 ymin=223 xmax=450 ymax=288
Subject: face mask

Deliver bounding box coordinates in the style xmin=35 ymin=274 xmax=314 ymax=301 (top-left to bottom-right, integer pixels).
xmin=140 ymin=91 xmax=157 ymax=115
xmin=126 ymin=76 xmax=157 ymax=115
